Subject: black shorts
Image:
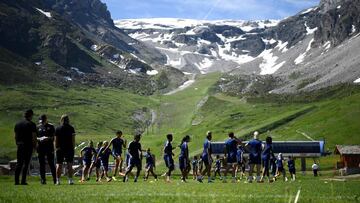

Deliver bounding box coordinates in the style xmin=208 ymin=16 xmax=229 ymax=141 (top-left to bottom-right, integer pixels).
xmin=56 ymin=149 xmax=74 ymax=164
xmin=129 ymin=157 xmax=141 ymax=169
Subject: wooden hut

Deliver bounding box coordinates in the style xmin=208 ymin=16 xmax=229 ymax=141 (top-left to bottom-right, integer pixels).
xmin=334 ymin=145 xmax=360 ymax=175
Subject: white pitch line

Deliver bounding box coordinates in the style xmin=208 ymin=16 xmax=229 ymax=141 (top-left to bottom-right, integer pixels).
xmin=296 ymin=130 xmax=315 ymax=141
xmin=294 ymin=189 xmax=301 ymax=203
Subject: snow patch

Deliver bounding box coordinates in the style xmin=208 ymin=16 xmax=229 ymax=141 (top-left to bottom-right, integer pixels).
xmin=352 ymin=25 xmax=356 ymax=34
xmin=262 ymin=38 xmax=277 ymax=45
xmin=35 ymin=8 xmax=52 ymax=18
xmin=217 ymin=43 xmax=255 ymax=64
xmin=164 ymin=79 xmax=196 ymax=95
xmin=90 ymin=44 xmax=98 ymax=51
xmin=195 ymin=58 xmax=213 ymax=74
xmin=259 ymin=49 xmax=285 ymax=75
xmin=275 ymin=41 xmax=288 ymax=53
xmin=323 ymin=41 xmax=331 ymax=50
xmin=166 ymin=57 xmax=182 ymax=67
xmin=354 ymin=78 xmax=360 ymax=83
xmin=305 ymin=22 xmax=318 ymax=35
xmin=294 ymin=38 xmax=314 ymax=65
xmin=301 ymin=7 xmax=317 ymax=15
xmin=71 ymin=67 xmax=85 ymax=75
xmin=64 ymin=76 xmax=72 ymax=81
xmin=146 ymin=70 xmax=159 ymax=76
xmin=294 ymin=53 xmax=306 ymax=65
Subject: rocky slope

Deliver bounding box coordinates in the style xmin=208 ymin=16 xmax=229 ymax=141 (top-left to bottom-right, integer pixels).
xmin=0 ymin=0 xmax=186 ymax=95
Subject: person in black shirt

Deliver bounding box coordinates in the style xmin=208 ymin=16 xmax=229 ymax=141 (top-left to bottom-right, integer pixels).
xmin=54 ymin=115 xmax=76 ymax=185
xmin=37 ymin=114 xmax=56 ymax=184
xmin=123 ymin=134 xmax=142 ymax=182
xmin=14 ymin=109 xmax=37 ymax=185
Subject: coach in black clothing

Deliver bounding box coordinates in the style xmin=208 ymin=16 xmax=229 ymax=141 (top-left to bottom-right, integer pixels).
xmin=55 ymin=115 xmax=76 ymax=185
xmin=37 ymin=114 xmax=56 ymax=184
xmin=14 ymin=109 xmax=37 ymax=185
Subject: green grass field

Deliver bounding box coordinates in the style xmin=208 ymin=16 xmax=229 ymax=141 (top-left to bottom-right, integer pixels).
xmin=1 ymin=73 xmax=360 ymax=202
xmin=0 ymin=175 xmax=359 ymax=203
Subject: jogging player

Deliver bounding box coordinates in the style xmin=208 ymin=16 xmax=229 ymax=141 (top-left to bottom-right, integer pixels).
xmin=260 ymin=136 xmax=273 ymax=183
xmin=106 ymin=131 xmax=126 ymax=180
xmin=179 ymin=135 xmax=191 ymax=183
xmin=163 ymin=134 xmax=175 ymax=182
xmin=79 ymin=141 xmax=96 ymax=182
xmin=123 ymin=134 xmax=143 ymax=182
xmin=198 ymin=131 xmax=213 ymax=183
xmin=144 ymin=148 xmax=157 ymax=181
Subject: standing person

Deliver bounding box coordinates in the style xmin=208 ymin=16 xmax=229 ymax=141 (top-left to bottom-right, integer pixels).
xmin=288 ymin=156 xmax=296 ymax=181
xmin=312 ymin=162 xmax=319 ymax=177
xmin=89 ymin=141 xmax=103 ymax=181
xmin=96 ymin=141 xmax=112 ymax=182
xmin=123 ymin=134 xmax=143 ymax=182
xmin=236 ymin=145 xmax=246 ymax=181
xmin=198 ymin=131 xmax=213 ymax=183
xmin=36 ymin=114 xmax=56 ymax=185
xmin=179 ymin=135 xmax=191 ymax=183
xmin=106 ymin=131 xmax=126 ymax=181
xmin=260 ymin=136 xmax=273 ymax=183
xmin=14 ymin=109 xmax=37 ymax=185
xmin=270 ymin=154 xmax=277 ymax=181
xmin=54 ymin=115 xmax=76 ymax=185
xmin=163 ymin=134 xmax=175 ymax=182
xmin=213 ymin=155 xmax=222 ymax=180
xmin=245 ymin=131 xmax=262 ymax=183
xmin=223 ymin=132 xmax=239 ymax=183
xmin=79 ymin=141 xmax=96 ymax=182
xmin=275 ymin=153 xmax=287 ymax=181
xmin=144 ymin=148 xmax=157 ymax=181
xmin=192 ymin=156 xmax=199 ymax=180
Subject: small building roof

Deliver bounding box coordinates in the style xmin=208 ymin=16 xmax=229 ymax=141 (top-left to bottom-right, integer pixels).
xmin=334 ymin=145 xmax=360 ymax=155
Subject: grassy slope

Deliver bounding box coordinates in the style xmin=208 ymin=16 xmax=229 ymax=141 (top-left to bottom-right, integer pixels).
xmin=0 ymin=83 xmax=156 ymax=159
xmin=1 ymin=73 xmax=360 ymax=170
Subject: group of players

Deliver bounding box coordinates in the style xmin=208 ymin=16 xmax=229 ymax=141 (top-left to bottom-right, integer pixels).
xmin=13 ymin=109 xmax=297 ymax=185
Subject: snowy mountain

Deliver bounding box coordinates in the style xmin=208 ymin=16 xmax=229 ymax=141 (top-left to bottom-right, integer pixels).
xmin=116 ymin=18 xmax=279 ymax=74
xmin=116 ymin=0 xmax=360 ymax=94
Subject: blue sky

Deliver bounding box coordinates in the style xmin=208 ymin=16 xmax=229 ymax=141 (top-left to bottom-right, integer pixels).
xmin=101 ymin=0 xmax=319 ymax=20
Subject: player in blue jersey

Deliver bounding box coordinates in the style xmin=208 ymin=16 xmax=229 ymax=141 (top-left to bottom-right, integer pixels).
xmin=192 ymin=156 xmax=199 ymax=180
xmin=89 ymin=141 xmax=102 ymax=181
xmin=179 ymin=135 xmax=191 ymax=182
xmin=213 ymin=155 xmax=222 ymax=180
xmin=223 ymin=132 xmax=240 ymax=183
xmin=287 ymin=156 xmax=296 ymax=181
xmin=96 ymin=141 xmax=112 ymax=182
xmin=270 ymin=153 xmax=277 ymax=180
xmin=260 ymin=136 xmax=273 ymax=183
xmin=236 ymin=145 xmax=246 ymax=181
xmin=123 ymin=134 xmax=143 ymax=182
xmin=275 ymin=153 xmax=287 ymax=181
xmin=105 ymin=131 xmax=126 ymax=181
xmin=79 ymin=140 xmax=96 ymax=182
xmin=198 ymin=131 xmax=213 ymax=183
xmin=144 ymin=148 xmax=158 ymax=181
xmin=245 ymin=131 xmax=262 ymax=183
xmin=163 ymin=133 xmax=175 ymax=182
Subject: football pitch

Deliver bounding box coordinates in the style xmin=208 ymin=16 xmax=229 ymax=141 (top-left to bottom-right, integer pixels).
xmin=0 ymin=174 xmax=359 ymax=203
